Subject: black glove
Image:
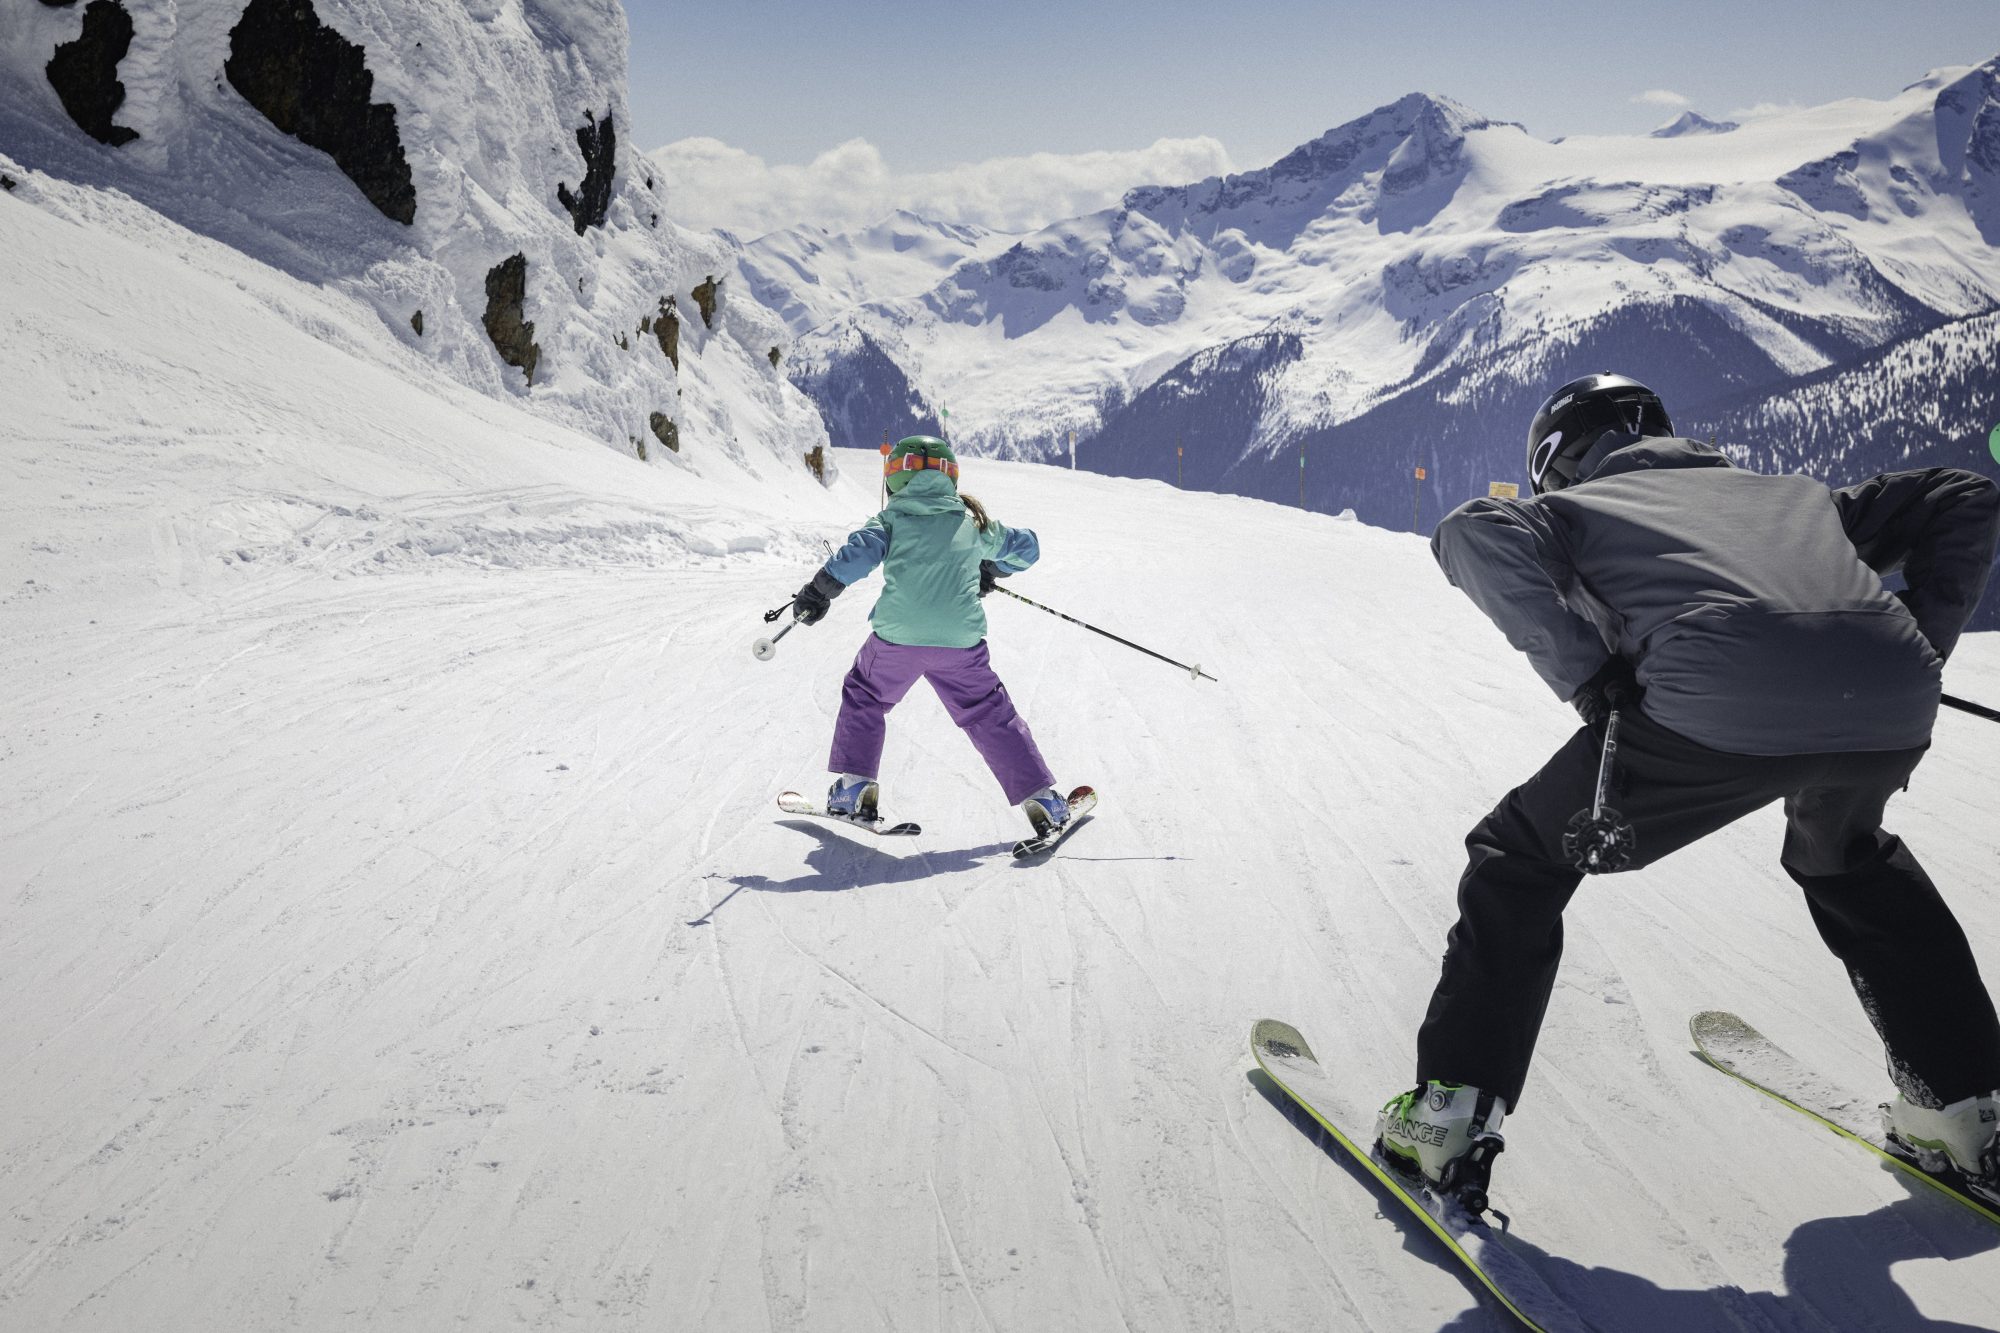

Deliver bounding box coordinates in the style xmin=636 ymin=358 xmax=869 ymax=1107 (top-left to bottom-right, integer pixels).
xmin=979 ymin=560 xmax=1005 ymax=598
xmin=1571 ymin=658 xmax=1640 ymax=726
xmin=792 ymin=568 xmax=844 ymax=626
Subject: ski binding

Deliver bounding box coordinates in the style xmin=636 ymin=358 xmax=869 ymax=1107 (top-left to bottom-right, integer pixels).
xmin=775 ymin=791 xmax=920 ymax=836
xmin=1013 ymin=786 xmax=1098 ymax=859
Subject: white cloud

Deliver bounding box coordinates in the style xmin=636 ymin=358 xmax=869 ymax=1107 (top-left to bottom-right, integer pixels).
xmin=1727 ymin=100 xmax=1808 ymax=121
xmin=1630 ymin=89 xmax=1693 ymax=109
xmin=650 ymin=135 xmax=1237 ymax=238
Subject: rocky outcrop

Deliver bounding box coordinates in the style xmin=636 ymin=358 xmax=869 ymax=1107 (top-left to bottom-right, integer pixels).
xmin=649 ymin=412 xmax=680 ymax=453
xmin=45 ymin=0 xmax=140 ymax=147
xmin=804 ymin=444 xmax=825 ymax=481
xmin=482 ymin=254 xmax=540 ymax=386
xmin=556 ymin=109 xmax=616 ymax=236
xmin=410 ymin=310 xmax=424 ymax=336
xmin=653 ymin=296 xmax=680 ymax=369
xmin=691 ymin=275 xmax=720 ymax=329
xmin=224 ymin=0 xmax=416 ymax=225
xmin=768 ymin=345 xmax=782 ymax=369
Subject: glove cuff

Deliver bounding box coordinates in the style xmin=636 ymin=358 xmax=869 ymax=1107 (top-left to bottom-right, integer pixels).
xmin=810 ymin=568 xmax=845 ymax=600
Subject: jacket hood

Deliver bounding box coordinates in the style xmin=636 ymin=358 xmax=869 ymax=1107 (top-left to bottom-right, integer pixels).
xmin=1576 ymin=435 xmax=1736 ymax=484
xmin=886 ymin=470 xmax=965 ymax=514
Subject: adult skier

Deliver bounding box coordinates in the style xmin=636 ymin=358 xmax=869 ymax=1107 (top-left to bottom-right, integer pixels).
xmin=1376 ymin=372 xmax=2000 ymax=1207
xmin=788 ymin=435 xmax=1073 ymax=836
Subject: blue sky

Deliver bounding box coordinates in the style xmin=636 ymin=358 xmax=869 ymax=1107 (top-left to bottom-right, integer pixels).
xmin=626 ymin=0 xmax=1997 ymax=167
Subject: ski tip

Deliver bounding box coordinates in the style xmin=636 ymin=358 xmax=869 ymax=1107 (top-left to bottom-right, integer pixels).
xmin=1251 ymin=1019 xmax=1317 ymax=1065
xmin=1689 ymin=1010 xmax=1760 ymax=1044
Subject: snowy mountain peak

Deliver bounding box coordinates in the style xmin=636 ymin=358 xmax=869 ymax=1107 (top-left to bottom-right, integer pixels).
xmin=1119 ymin=90 xmax=1517 ymax=238
xmin=1651 ymin=111 xmax=1740 ymax=138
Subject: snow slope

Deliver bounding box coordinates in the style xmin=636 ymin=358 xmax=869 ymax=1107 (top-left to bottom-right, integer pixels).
xmin=6 ymin=136 xmax=2000 ymax=1331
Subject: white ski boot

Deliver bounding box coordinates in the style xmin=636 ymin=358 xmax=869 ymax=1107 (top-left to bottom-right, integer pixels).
xmin=1376 ymin=1081 xmax=1509 ymax=1212
xmin=1022 ymin=785 xmax=1071 ymax=838
xmin=1882 ymin=1090 xmax=2000 ymax=1200
xmin=826 ymin=773 xmax=880 ymax=822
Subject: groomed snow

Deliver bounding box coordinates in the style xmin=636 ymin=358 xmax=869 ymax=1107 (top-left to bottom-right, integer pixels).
xmin=6 ymin=140 xmax=2000 ymax=1332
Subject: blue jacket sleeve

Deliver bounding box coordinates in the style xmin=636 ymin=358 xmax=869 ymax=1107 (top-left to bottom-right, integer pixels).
xmin=825 ymin=516 xmax=889 ymax=586
xmin=983 ymin=523 xmax=1039 ymax=573
xmin=1432 ymin=496 xmax=1613 ymax=701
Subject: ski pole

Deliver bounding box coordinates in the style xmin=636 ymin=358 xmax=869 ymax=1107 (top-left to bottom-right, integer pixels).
xmin=1561 ymin=710 xmax=1636 ymax=874
xmin=753 ymin=598 xmax=800 ymax=661
xmin=992 ymin=585 xmax=1216 ymax=682
xmin=1943 ymin=692 xmax=2000 ymax=724
xmin=1592 ymin=711 xmax=1620 ymax=820
xmin=752 ymin=617 xmax=797 ymax=661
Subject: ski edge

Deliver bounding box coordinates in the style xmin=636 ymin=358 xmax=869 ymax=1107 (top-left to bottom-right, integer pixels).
xmin=1688 ymin=1010 xmax=2000 ymax=1227
xmin=774 ymin=792 xmax=920 ymax=836
xmin=1249 ymin=1019 xmax=1554 ymax=1333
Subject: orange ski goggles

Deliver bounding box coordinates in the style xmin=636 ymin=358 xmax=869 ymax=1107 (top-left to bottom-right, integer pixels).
xmin=885 ymin=452 xmax=959 ymax=481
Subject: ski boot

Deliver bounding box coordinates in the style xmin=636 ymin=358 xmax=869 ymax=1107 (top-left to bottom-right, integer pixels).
xmin=1022 ymin=785 xmax=1071 ymax=838
xmin=1375 ymin=1081 xmax=1509 ymax=1214
xmin=826 ymin=773 xmax=880 ymax=823
xmin=1882 ymin=1090 xmax=2000 ymax=1203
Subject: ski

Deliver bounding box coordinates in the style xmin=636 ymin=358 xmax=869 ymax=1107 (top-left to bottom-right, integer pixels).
xmin=1250 ymin=1020 xmax=1590 ymax=1332
xmin=775 ymin=791 xmax=920 ymax=836
xmin=1689 ymin=1010 xmax=2000 ymax=1226
xmin=1012 ymin=786 xmax=1098 ymax=859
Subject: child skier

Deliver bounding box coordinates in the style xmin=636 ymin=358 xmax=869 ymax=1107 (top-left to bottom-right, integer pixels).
xmin=1377 ymin=372 xmax=2000 ymax=1210
xmin=788 ymin=436 xmax=1072 ymax=837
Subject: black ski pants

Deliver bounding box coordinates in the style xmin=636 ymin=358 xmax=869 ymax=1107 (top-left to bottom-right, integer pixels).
xmin=1415 ymin=706 xmax=2000 ymax=1111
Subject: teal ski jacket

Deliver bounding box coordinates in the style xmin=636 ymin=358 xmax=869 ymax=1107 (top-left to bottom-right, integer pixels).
xmin=823 ymin=472 xmax=1040 ymax=648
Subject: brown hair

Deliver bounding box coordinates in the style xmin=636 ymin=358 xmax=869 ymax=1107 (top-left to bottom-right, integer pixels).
xmin=962 ymin=492 xmax=991 ymax=532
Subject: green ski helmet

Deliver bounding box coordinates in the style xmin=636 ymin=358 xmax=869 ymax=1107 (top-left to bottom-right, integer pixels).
xmin=883 ymin=435 xmax=960 ymax=494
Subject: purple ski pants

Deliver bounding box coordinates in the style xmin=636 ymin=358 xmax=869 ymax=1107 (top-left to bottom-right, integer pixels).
xmin=829 ymin=635 xmax=1055 ymax=805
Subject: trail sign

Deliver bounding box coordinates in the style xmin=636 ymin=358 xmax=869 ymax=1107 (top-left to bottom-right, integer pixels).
xmin=1488 ymin=481 xmax=1520 ymax=499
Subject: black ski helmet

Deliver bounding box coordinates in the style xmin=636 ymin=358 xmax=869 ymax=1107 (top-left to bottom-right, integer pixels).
xmin=1525 ymin=373 xmax=1673 ymax=495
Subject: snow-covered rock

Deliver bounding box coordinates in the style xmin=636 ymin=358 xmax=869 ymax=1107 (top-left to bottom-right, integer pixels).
xmin=0 ymin=0 xmax=829 ymax=482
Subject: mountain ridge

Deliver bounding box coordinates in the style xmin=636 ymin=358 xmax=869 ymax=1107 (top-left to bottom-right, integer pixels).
xmin=753 ymin=55 xmax=2000 ymax=627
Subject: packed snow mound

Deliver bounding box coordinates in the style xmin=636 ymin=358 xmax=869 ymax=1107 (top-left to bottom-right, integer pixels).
xmin=0 ymin=0 xmax=830 ymax=482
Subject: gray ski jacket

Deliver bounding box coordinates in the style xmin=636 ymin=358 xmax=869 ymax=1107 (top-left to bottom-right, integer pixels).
xmin=1432 ymin=437 xmax=2000 ymax=755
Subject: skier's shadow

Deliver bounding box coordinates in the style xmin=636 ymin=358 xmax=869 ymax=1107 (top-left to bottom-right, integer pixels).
xmin=688 ymin=822 xmax=1015 ymax=924
xmin=1248 ymin=1071 xmax=1999 ymax=1331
